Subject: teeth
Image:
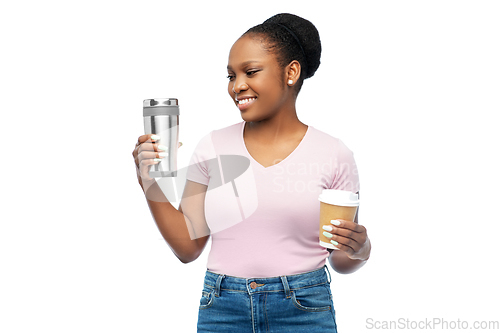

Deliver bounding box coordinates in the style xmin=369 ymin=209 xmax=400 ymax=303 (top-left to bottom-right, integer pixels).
xmin=238 ymin=98 xmax=256 ymax=105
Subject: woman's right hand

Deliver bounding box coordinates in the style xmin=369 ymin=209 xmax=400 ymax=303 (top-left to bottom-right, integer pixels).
xmin=132 ymin=134 xmax=167 ymax=189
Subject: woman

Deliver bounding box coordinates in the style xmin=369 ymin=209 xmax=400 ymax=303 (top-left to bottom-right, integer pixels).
xmin=133 ymin=13 xmax=371 ymax=333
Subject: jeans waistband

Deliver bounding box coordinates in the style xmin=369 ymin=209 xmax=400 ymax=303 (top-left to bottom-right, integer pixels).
xmin=203 ymin=265 xmax=331 ymax=297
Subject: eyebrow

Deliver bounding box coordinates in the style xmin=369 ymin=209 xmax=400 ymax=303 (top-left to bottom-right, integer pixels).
xmin=227 ymin=60 xmax=260 ymax=70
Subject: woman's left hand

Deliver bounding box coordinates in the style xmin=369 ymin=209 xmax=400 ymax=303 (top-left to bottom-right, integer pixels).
xmin=324 ymin=219 xmax=371 ymax=261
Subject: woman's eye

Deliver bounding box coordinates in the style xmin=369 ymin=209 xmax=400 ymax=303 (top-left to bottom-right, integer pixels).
xmin=227 ymin=74 xmax=235 ymax=81
xmin=246 ymin=70 xmax=259 ymax=76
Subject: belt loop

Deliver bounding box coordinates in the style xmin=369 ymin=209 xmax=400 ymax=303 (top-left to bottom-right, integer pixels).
xmin=214 ymin=274 xmax=225 ymax=298
xmin=325 ymin=265 xmax=331 ymax=284
xmin=280 ymin=276 xmax=292 ymax=299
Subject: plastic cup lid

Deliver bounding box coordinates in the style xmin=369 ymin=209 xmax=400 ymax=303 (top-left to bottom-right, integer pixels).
xmin=318 ymin=189 xmax=359 ymax=207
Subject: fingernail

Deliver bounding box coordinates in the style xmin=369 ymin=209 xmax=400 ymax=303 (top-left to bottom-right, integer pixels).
xmin=151 ymin=135 xmax=161 ymax=141
xmin=323 ymin=231 xmax=333 ymax=238
xmin=330 ymin=240 xmax=339 ymax=246
xmin=178 ymin=142 xmax=183 ymax=148
xmin=158 ymin=144 xmax=168 ymax=151
xmin=158 ymin=152 xmax=168 ymax=157
xmin=153 ymin=158 xmax=162 ymax=162
xmin=322 ymin=225 xmax=333 ymax=232
xmin=330 ymin=220 xmax=341 ymax=226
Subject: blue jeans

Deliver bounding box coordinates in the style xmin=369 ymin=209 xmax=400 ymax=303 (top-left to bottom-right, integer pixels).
xmin=197 ymin=265 xmax=337 ymax=332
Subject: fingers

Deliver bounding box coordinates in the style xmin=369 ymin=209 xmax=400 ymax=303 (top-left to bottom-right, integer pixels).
xmin=132 ymin=134 xmax=183 ymax=182
xmin=323 ymin=219 xmax=367 ymax=256
xmin=133 ymin=143 xmax=168 ymax=166
xmin=139 ymin=143 xmax=167 ymax=157
xmin=133 ymin=135 xmax=166 ymax=159
xmin=137 ymin=134 xmax=160 ymax=145
xmin=134 ymin=136 xmax=182 ymax=155
xmin=324 ymin=219 xmax=365 ymax=239
xmin=135 ymin=135 xmax=164 ymax=153
xmin=138 ymin=150 xmax=168 ymax=159
xmin=132 ymin=134 xmax=165 ymax=182
xmin=133 ymin=134 xmax=158 ymax=158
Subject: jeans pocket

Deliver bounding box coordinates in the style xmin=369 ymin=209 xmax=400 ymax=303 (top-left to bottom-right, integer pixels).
xmin=291 ymin=284 xmax=332 ymax=312
xmin=199 ymin=285 xmax=215 ymax=310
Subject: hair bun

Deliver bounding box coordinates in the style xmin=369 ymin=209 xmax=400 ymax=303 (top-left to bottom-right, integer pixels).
xmin=263 ymin=13 xmax=321 ymax=79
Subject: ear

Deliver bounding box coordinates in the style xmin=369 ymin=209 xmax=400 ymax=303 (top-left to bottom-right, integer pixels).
xmin=285 ymin=60 xmax=301 ymax=86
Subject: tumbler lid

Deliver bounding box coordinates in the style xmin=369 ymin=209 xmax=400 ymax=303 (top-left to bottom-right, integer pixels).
xmin=143 ymin=98 xmax=179 ymax=116
xmin=143 ymin=98 xmax=178 ymax=107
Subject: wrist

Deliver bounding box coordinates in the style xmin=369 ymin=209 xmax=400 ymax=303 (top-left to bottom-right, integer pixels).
xmin=139 ymin=177 xmax=156 ymax=192
xmin=349 ymin=237 xmax=371 ymax=261
xmin=359 ymin=237 xmax=371 ymax=261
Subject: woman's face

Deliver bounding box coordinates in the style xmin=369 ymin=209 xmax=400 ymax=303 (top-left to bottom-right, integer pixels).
xmin=227 ymin=35 xmax=291 ymax=122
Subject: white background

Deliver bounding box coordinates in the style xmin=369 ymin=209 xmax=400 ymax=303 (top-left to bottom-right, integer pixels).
xmin=1 ymin=0 xmax=499 ymax=332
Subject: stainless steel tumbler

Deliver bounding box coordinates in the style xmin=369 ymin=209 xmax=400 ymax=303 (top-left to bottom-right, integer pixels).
xmin=143 ymin=98 xmax=179 ymax=177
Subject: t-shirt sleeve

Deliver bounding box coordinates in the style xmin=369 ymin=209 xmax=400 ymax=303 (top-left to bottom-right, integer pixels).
xmin=330 ymin=139 xmax=360 ymax=193
xmin=186 ymin=132 xmax=216 ymax=186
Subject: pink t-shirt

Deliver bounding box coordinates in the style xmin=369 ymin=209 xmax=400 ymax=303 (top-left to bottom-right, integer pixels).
xmin=186 ymin=121 xmax=360 ymax=278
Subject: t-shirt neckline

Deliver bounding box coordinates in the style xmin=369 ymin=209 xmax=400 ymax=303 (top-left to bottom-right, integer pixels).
xmin=239 ymin=121 xmax=311 ymax=170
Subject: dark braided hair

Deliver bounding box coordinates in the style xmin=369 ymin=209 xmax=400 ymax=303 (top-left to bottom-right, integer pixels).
xmin=243 ymin=13 xmax=321 ymax=94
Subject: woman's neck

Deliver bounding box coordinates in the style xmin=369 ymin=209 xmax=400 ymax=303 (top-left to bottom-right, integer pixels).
xmin=244 ymin=104 xmax=307 ymax=144
xmin=245 ymin=115 xmax=306 ymax=144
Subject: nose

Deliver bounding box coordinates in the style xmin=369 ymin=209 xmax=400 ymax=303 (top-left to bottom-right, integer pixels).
xmin=232 ymin=77 xmax=248 ymax=94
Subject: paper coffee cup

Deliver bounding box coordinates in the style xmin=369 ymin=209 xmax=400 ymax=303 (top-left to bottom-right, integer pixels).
xmin=318 ymin=189 xmax=359 ymax=250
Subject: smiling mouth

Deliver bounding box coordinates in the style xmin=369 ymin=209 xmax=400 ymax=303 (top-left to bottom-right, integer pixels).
xmin=237 ymin=97 xmax=257 ymax=105
xmin=236 ymin=97 xmax=257 ymax=111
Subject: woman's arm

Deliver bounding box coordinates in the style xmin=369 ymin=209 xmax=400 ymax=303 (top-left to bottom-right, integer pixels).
xmin=133 ymin=134 xmax=210 ymax=264
xmin=327 ymin=207 xmax=371 ymax=274
xmin=144 ymin=180 xmax=210 ymax=264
